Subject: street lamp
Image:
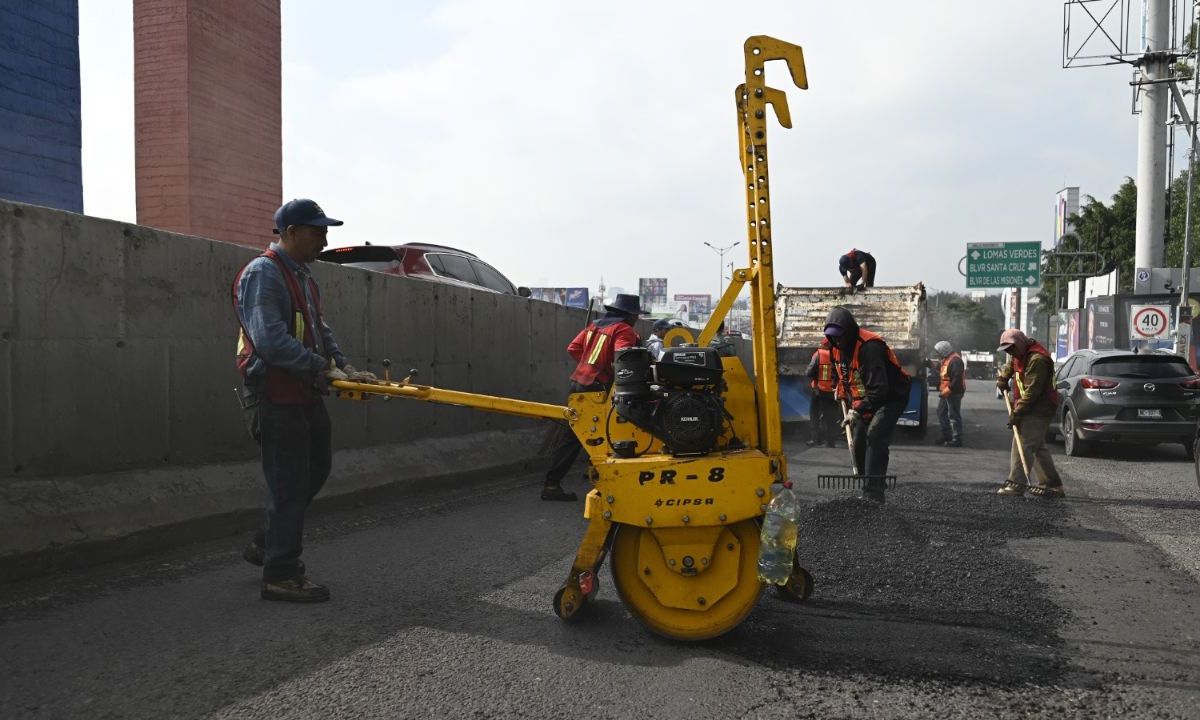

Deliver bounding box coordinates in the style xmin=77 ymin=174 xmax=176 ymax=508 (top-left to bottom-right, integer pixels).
xmin=704 ymin=241 xmax=740 ymax=298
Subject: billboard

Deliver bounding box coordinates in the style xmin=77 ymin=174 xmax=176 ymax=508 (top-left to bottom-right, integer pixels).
xmin=528 ymin=287 xmax=589 ymax=310
xmin=1056 ymin=310 xmax=1079 ymax=358
xmin=672 ymin=293 xmax=712 ymax=316
xmin=639 ymin=278 xmax=668 ymax=311
xmin=1085 ymin=297 xmax=1115 ymax=350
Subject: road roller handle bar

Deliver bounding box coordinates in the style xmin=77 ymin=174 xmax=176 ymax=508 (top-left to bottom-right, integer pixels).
xmin=330 ymin=378 xmax=578 ymax=423
xmin=732 ymin=37 xmax=806 ymax=459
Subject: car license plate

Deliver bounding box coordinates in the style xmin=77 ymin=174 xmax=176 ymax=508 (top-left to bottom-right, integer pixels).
xmin=1138 ymin=408 xmax=1163 ymax=419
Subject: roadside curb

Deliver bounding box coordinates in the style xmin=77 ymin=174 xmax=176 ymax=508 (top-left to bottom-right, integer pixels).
xmin=0 ymin=428 xmax=548 ymax=583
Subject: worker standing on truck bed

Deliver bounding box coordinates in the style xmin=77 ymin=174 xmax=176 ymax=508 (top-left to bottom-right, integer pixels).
xmin=233 ymin=198 xmax=347 ymax=604
xmin=995 ymin=329 xmax=1066 ymax=498
xmin=825 ymin=307 xmax=911 ymax=503
xmin=934 ymin=340 xmax=965 ymax=447
xmin=543 ymin=293 xmax=644 ymax=501
xmin=838 ymin=248 xmax=876 ymax=291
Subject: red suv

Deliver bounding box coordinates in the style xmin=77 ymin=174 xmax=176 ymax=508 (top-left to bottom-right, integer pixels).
xmin=318 ymin=243 xmax=530 ymax=297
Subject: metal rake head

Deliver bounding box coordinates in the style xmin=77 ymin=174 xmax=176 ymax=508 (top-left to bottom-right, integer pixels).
xmin=816 ymin=474 xmax=898 ymax=490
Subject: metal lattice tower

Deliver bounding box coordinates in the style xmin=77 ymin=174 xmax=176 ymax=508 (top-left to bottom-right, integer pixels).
xmin=1063 ymin=0 xmax=1195 ymax=289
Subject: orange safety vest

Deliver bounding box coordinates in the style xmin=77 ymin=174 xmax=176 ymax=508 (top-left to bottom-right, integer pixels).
xmin=939 ymin=352 xmax=964 ymax=397
xmin=232 ymin=249 xmax=323 ymax=405
xmin=812 ymin=347 xmax=835 ymax=394
xmin=830 ymin=329 xmax=909 ymax=401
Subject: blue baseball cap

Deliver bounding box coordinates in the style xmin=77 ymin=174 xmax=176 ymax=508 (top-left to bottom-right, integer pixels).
xmin=273 ymin=198 xmax=344 ymax=234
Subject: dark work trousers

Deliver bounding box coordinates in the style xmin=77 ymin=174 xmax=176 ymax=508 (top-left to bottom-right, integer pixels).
xmin=847 ymin=256 xmax=878 ymax=288
xmin=809 ymin=392 xmax=839 ymax=444
xmin=253 ymin=398 xmax=333 ymax=582
xmin=937 ymin=393 xmax=964 ymax=442
xmin=851 ymin=396 xmax=907 ymax=488
xmin=545 ymin=380 xmax=605 ymax=486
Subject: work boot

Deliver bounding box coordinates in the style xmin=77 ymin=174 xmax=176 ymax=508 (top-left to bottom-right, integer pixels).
xmin=933 ymin=436 xmax=951 ymax=446
xmin=261 ymin=575 xmax=330 ymax=603
xmin=243 ymin=540 xmax=264 ymax=566
xmin=1030 ymin=484 xmax=1066 ymax=499
xmin=243 ymin=541 xmax=304 ymax=576
xmin=860 ymin=479 xmax=886 ymax=504
xmin=945 ymin=438 xmax=962 ymax=448
xmin=996 ymin=482 xmax=1025 ymax=497
xmin=805 ymin=439 xmax=816 ymax=446
xmin=540 ymin=484 xmax=578 ymax=502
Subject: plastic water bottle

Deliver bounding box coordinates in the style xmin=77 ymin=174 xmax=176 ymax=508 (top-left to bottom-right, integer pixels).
xmin=757 ymin=481 xmax=800 ymax=585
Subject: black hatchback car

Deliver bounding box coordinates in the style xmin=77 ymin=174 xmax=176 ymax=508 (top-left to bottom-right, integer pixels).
xmin=1053 ymin=349 xmax=1200 ymax=458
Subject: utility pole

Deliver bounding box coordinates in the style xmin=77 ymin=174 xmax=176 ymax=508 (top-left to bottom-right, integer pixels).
xmin=1135 ymin=0 xmax=1171 ymax=277
xmin=1178 ymin=2 xmax=1200 ymax=358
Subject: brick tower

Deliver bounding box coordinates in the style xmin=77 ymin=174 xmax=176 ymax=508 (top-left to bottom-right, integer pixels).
xmin=134 ymin=0 xmax=281 ymax=248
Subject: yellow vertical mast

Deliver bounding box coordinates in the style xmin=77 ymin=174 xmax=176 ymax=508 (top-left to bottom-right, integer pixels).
xmin=735 ymin=36 xmax=807 ymax=457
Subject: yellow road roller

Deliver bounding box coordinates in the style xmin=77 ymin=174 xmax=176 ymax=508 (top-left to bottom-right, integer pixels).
xmin=333 ymin=35 xmax=809 ymax=641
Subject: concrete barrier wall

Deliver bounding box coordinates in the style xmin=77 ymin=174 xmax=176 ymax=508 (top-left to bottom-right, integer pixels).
xmin=0 ymin=198 xmax=596 ymax=567
xmin=0 ymin=198 xmax=589 ymax=479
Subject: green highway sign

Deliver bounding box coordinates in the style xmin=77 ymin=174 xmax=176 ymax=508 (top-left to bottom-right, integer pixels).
xmin=965 ymin=242 xmax=1042 ymax=288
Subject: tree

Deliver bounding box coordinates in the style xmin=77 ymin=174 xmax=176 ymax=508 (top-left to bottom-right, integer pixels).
xmin=1036 ymin=178 xmax=1136 ymax=320
xmin=928 ymin=291 xmax=1004 ymax=352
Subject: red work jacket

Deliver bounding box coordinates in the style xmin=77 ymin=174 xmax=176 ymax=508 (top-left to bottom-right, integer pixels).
xmin=568 ymin=319 xmax=640 ymax=386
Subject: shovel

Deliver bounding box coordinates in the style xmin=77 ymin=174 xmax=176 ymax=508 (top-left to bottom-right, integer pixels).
xmin=817 ymin=397 xmax=897 ymax=490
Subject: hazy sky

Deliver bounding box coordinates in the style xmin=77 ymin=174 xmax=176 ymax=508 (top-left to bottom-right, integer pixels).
xmin=79 ymin=1 xmax=1156 ymax=298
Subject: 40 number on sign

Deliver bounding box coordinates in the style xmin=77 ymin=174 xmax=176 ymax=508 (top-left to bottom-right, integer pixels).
xmin=1131 ymin=305 xmax=1170 ymax=339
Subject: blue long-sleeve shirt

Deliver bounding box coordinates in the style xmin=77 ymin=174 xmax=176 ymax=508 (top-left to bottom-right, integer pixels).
xmin=235 ymin=243 xmax=345 ymax=384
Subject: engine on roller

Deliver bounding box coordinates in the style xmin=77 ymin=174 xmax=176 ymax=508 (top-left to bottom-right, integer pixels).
xmin=611 ymin=346 xmax=727 ymax=456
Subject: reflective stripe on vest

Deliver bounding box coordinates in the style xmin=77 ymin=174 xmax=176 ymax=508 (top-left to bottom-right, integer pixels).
xmin=813 ymin=347 xmax=835 ymax=393
xmin=831 ymin=329 xmax=908 ymax=400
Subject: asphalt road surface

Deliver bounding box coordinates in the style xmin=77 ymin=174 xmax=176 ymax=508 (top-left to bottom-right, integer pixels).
xmin=3 ymin=381 xmax=1199 ymax=719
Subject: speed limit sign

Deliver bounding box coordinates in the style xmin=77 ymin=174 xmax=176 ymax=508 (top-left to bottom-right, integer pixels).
xmin=1130 ymin=305 xmax=1170 ymax=339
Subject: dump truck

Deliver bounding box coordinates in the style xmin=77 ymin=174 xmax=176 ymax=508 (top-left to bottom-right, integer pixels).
xmin=775 ymin=284 xmax=930 ymax=432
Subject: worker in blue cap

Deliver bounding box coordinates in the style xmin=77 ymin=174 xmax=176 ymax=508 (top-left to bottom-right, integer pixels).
xmin=232 ymin=198 xmax=348 ymax=603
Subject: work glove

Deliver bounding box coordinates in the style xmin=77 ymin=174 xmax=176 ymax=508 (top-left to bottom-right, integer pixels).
xmin=996 ymin=377 xmax=1011 ymax=393
xmin=841 ymin=409 xmax=863 ymax=429
xmin=340 ymin=364 xmax=379 ymax=382
xmin=850 ymin=400 xmax=875 ymax=422
xmin=325 ymin=363 xmax=350 ymax=382
xmin=1006 ymin=407 xmax=1026 ymax=430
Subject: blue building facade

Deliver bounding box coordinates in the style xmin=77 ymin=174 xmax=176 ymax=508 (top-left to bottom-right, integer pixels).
xmin=0 ymin=0 xmax=83 ymax=213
